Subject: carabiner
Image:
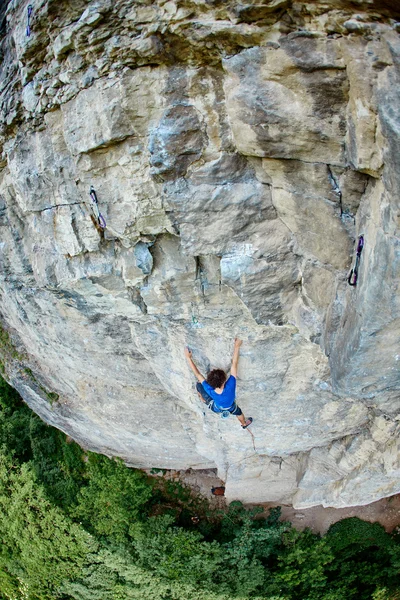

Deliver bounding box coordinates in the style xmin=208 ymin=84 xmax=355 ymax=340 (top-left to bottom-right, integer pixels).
xmin=348 ymin=268 xmax=357 ymax=286
xmin=348 ymin=235 xmax=364 ymax=287
xmin=26 ymin=5 xmax=33 ymax=37
xmin=89 ymin=186 xmax=98 ymax=204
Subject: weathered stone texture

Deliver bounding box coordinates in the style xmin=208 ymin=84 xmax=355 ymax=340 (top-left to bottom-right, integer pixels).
xmin=0 ymin=0 xmax=399 ymax=508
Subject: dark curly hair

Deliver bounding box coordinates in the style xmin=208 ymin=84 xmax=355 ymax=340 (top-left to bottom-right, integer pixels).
xmin=206 ymin=369 xmax=227 ymax=389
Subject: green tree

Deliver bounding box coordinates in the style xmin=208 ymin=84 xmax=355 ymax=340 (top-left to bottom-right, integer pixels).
xmin=131 ymin=514 xmax=224 ymax=588
xmin=74 ymin=453 xmax=153 ymax=542
xmin=0 ymin=376 xmax=32 ymax=461
xmin=270 ymin=527 xmax=334 ymax=599
xmin=29 ymin=414 xmax=85 ymax=511
xmin=373 ymin=589 xmax=400 ymax=600
xmin=0 ymin=452 xmax=94 ymax=599
xmin=217 ymin=504 xmax=288 ymax=597
xmin=60 ymin=543 xmax=255 ymax=600
xmin=2 ymin=373 xmax=400 ymax=600
xmin=325 ymin=518 xmax=400 ymax=599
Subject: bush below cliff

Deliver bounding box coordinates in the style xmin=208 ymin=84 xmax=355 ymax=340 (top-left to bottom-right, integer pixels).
xmin=1 ymin=376 xmax=400 ymax=600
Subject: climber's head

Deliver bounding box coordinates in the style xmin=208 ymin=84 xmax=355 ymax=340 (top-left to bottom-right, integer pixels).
xmin=206 ymin=369 xmax=227 ymax=389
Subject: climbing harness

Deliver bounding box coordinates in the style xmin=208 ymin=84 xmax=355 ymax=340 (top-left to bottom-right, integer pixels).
xmin=204 ymin=397 xmax=233 ymax=418
xmin=26 ymin=5 xmax=33 ymax=37
xmin=89 ymin=186 xmax=107 ymax=230
xmin=209 ymin=401 xmax=236 ymax=419
xmin=348 ymin=235 xmax=364 ymax=286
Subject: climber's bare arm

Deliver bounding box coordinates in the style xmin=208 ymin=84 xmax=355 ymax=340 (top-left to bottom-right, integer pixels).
xmin=230 ymin=338 xmax=242 ymax=378
xmin=184 ymin=347 xmax=205 ymax=383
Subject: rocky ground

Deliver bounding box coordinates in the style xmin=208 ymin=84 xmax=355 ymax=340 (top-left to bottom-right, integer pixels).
xmin=276 ymin=495 xmax=400 ymax=535
xmin=159 ymin=467 xmax=400 ymax=534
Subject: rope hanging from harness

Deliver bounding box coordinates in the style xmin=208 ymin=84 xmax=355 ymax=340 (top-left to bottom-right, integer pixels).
xmin=89 ymin=186 xmax=107 ymax=230
xmin=348 ymin=235 xmax=364 ymax=286
xmin=26 ymin=5 xmax=33 ymax=37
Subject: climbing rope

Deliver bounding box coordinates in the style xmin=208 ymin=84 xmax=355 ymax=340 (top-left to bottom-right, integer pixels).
xmin=89 ymin=186 xmax=107 ymax=230
xmin=26 ymin=4 xmax=33 ymax=36
xmin=247 ymin=427 xmax=256 ymax=451
xmin=348 ymin=235 xmax=364 ymax=286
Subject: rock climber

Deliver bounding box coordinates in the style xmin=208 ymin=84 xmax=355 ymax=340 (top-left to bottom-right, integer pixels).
xmin=184 ymin=338 xmax=253 ymax=429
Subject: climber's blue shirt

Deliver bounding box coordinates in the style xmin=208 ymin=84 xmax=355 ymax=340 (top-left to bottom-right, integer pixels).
xmin=201 ymin=375 xmax=236 ymax=409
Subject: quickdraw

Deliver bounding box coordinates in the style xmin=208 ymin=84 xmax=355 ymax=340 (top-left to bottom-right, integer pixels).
xmin=89 ymin=186 xmax=107 ymax=230
xmin=26 ymin=5 xmax=33 ymax=37
xmin=328 ymin=167 xmax=342 ymax=215
xmin=348 ymin=235 xmax=364 ymax=286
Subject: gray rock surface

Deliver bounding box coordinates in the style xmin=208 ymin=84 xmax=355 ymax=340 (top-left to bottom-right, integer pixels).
xmin=0 ymin=0 xmax=399 ymax=508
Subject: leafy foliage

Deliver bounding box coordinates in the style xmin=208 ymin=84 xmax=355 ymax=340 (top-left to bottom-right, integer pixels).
xmin=0 ymin=376 xmax=32 ymax=461
xmin=324 ymin=518 xmax=400 ymax=599
xmin=131 ymin=514 xmax=224 ymax=587
xmin=74 ymin=452 xmax=153 ymax=542
xmin=0 ymin=325 xmax=23 ymax=363
xmin=0 ymin=452 xmax=94 ymax=599
xmin=327 ymin=517 xmax=394 ymax=553
xmin=272 ymin=527 xmax=335 ymax=599
xmin=0 ymin=373 xmax=400 ymax=600
xmin=29 ymin=415 xmax=86 ymax=511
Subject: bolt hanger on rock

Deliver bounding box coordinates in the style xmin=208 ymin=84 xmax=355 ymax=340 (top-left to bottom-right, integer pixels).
xmin=89 ymin=186 xmax=107 ymax=230
xmin=348 ymin=235 xmax=364 ymax=286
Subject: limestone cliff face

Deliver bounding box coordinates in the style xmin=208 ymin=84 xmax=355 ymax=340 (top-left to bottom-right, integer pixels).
xmin=0 ymin=0 xmax=399 ymax=508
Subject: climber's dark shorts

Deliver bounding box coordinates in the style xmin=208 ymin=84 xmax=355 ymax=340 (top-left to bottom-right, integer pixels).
xmin=196 ymin=382 xmax=243 ymax=416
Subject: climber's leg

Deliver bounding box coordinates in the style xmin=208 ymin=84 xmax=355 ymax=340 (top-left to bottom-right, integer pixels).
xmin=240 ymin=417 xmax=253 ymax=429
xmin=230 ymin=404 xmax=253 ymax=428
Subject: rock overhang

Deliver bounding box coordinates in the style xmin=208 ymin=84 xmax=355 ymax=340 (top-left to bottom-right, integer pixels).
xmin=0 ymin=0 xmax=399 ymax=508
